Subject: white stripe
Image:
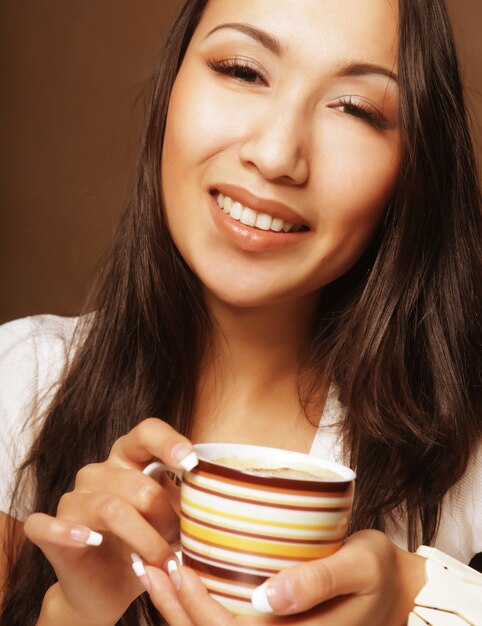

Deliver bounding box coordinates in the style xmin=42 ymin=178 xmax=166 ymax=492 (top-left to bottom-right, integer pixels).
xmin=188 ymin=474 xmax=349 ymax=505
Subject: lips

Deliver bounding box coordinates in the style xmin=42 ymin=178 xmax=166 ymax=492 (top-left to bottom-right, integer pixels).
xmin=215 ymin=192 xmax=308 ymax=234
xmin=210 ymin=185 xmax=310 ymax=234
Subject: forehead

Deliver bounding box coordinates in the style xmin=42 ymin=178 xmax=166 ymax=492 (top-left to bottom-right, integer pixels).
xmin=194 ymin=0 xmax=399 ymax=70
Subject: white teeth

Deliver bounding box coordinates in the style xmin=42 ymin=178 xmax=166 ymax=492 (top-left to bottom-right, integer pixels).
xmin=214 ymin=192 xmax=304 ymax=234
xmin=255 ymin=213 xmax=273 ymax=231
xmin=223 ymin=195 xmax=233 ymax=214
xmin=230 ymin=201 xmax=243 ymax=220
xmin=270 ymin=217 xmax=284 ymax=232
xmin=240 ymin=207 xmax=257 ymax=227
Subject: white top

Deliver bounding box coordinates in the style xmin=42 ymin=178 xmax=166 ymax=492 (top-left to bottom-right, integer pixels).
xmin=1 ymin=315 xmax=481 ymax=566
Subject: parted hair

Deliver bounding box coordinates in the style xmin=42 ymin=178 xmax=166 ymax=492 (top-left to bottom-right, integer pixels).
xmin=2 ymin=0 xmax=480 ymax=624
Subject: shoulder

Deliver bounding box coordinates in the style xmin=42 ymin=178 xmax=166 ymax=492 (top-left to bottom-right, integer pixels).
xmin=0 ymin=312 xmax=85 ymax=427
xmin=0 ymin=314 xmax=85 ymax=514
xmin=0 ymin=313 xmax=80 ymax=354
xmin=0 ymin=314 xmax=81 ymax=408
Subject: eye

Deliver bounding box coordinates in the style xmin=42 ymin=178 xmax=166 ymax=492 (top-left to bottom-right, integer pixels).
xmin=336 ymin=96 xmax=395 ymax=131
xmin=208 ymin=57 xmax=268 ymax=86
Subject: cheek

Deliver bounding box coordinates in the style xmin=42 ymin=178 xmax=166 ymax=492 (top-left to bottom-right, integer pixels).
xmin=163 ymin=77 xmax=239 ymax=179
xmin=317 ymin=127 xmax=400 ymax=230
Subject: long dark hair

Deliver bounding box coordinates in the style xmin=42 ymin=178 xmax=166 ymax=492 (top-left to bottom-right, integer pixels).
xmin=2 ymin=0 xmax=480 ymax=624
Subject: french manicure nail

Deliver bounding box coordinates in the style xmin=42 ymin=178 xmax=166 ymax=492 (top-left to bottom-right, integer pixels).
xmin=172 ymin=444 xmax=198 ymax=471
xmin=251 ymin=577 xmax=293 ymax=613
xmin=131 ymin=553 xmax=146 ymax=576
xmin=167 ymin=558 xmax=181 ymax=591
xmin=70 ymin=525 xmax=103 ymax=546
xmin=131 ymin=553 xmax=151 ymax=592
xmin=251 ymin=582 xmax=274 ymax=613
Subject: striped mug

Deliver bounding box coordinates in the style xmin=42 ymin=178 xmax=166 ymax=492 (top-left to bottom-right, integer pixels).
xmin=169 ymin=443 xmax=356 ymax=616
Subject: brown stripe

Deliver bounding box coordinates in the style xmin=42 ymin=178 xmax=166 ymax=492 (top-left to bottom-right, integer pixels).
xmin=183 ymin=554 xmax=267 ymax=587
xmin=181 ymin=529 xmax=340 ymax=561
xmin=183 ymin=476 xmax=352 ymax=512
xmin=204 ymin=587 xmax=251 ymax=604
xmin=182 ymin=510 xmax=343 ymax=544
xmin=194 ymin=470 xmax=352 ymax=499
xmin=182 ymin=546 xmax=280 ymax=575
xmin=196 ymin=459 xmax=352 ymax=493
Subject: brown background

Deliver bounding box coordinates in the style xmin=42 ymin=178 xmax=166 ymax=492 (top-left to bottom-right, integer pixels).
xmin=0 ymin=0 xmax=480 ymax=324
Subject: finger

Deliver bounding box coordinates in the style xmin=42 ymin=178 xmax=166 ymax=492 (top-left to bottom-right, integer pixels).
xmin=24 ymin=513 xmax=103 ymax=566
xmin=108 ymin=417 xmax=198 ymax=472
xmin=24 ymin=512 xmax=103 ymax=549
xmin=144 ymin=564 xmax=195 ymax=626
xmin=57 ymin=491 xmax=175 ymax=567
xmin=25 ymin=513 xmax=146 ymax=621
xmin=157 ymin=561 xmax=316 ymax=625
xmin=163 ymin=561 xmax=237 ymax=626
xmin=251 ymin=530 xmax=394 ymax=615
xmin=73 ymin=464 xmax=180 ymax=541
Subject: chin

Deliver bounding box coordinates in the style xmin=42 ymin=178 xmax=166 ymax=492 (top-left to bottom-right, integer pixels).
xmin=202 ymin=278 xmax=314 ymax=311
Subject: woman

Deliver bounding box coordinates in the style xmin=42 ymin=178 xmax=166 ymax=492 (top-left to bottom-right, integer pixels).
xmin=1 ymin=0 xmax=481 ymax=624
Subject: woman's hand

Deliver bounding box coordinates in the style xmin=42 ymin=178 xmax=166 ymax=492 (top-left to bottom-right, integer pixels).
xmin=143 ymin=530 xmax=426 ymax=626
xmin=23 ymin=418 xmax=196 ymax=626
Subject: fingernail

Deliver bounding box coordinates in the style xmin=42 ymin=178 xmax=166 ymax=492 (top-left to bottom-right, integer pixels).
xmin=172 ymin=444 xmax=198 ymax=472
xmin=131 ymin=553 xmax=151 ymax=593
xmin=167 ymin=558 xmax=181 ymax=591
xmin=70 ymin=525 xmax=103 ymax=546
xmin=251 ymin=577 xmax=293 ymax=613
xmin=131 ymin=553 xmax=146 ymax=576
xmin=251 ymin=582 xmax=273 ymax=613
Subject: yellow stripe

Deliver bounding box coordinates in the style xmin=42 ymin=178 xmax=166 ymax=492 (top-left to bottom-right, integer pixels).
xmin=181 ymin=496 xmax=340 ymax=531
xmin=181 ymin=518 xmax=338 ymax=559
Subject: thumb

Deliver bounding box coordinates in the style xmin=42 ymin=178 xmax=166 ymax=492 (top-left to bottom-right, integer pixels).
xmin=251 ymin=530 xmax=390 ymax=615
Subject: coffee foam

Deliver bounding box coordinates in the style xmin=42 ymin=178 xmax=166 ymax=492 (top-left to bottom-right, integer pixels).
xmin=212 ymin=456 xmax=342 ymax=481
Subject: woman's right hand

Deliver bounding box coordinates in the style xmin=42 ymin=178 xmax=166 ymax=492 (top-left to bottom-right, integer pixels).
xmin=24 ymin=418 xmax=196 ymax=626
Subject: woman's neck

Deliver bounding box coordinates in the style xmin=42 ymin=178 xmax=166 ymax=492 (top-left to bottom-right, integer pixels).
xmin=190 ymin=291 xmax=326 ymax=453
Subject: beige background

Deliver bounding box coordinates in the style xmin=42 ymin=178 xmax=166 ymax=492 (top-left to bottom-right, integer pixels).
xmin=0 ymin=0 xmax=480 ymax=324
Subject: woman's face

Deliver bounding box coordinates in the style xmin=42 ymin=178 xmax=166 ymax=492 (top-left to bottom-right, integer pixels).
xmin=162 ymin=0 xmax=401 ymax=308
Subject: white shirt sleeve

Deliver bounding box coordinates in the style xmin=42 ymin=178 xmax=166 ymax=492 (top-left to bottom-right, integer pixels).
xmin=434 ymin=438 xmax=482 ymax=563
xmin=0 ymin=315 xmax=78 ymax=517
xmin=310 ymin=389 xmax=482 ymax=566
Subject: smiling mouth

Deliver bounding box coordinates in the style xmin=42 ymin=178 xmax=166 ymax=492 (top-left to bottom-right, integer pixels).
xmin=212 ymin=191 xmax=310 ymax=234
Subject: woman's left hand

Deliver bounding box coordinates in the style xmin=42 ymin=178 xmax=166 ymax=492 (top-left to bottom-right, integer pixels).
xmin=142 ymin=529 xmax=426 ymax=625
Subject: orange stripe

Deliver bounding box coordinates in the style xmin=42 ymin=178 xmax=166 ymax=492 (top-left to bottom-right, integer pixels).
xmin=182 ymin=531 xmax=340 ymax=562
xmin=181 ymin=520 xmax=340 ymax=559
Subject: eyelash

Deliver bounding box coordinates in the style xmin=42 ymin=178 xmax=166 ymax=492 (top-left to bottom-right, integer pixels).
xmin=336 ymin=96 xmax=394 ymax=131
xmin=208 ymin=57 xmax=268 ymax=85
xmin=207 ymin=58 xmax=393 ymax=131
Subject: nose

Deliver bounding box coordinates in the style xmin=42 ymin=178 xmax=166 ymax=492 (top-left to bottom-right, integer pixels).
xmin=238 ymin=102 xmax=310 ymax=185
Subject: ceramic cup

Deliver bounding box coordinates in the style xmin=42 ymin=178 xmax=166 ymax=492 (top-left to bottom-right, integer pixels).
xmin=145 ymin=443 xmax=355 ymax=615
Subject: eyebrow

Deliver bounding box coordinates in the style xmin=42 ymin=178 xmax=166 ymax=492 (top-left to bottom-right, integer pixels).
xmin=204 ymin=22 xmax=398 ymax=85
xmin=204 ymin=23 xmax=283 ymax=56
xmin=336 ymin=62 xmax=398 ymax=85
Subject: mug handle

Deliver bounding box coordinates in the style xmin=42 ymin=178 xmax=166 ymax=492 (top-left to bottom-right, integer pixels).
xmin=143 ymin=461 xmax=184 ymax=482
xmin=143 ymin=461 xmax=184 ymax=555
